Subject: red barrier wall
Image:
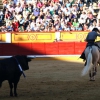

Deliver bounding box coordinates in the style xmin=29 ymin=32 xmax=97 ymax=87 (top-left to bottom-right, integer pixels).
xmin=0 ymin=42 xmax=87 ymax=56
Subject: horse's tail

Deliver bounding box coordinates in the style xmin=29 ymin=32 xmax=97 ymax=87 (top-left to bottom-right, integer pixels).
xmin=81 ymin=48 xmax=92 ymax=76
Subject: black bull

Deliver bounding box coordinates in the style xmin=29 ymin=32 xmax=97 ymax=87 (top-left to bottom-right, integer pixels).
xmin=0 ymin=55 xmax=31 ymax=96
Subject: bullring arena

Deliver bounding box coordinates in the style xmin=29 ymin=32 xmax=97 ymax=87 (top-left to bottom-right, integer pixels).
xmin=0 ymin=32 xmax=100 ymax=100
xmin=1 ymin=56 xmax=100 ymax=100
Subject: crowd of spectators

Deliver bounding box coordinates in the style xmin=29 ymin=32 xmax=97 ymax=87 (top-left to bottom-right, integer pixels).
xmin=0 ymin=0 xmax=100 ymax=32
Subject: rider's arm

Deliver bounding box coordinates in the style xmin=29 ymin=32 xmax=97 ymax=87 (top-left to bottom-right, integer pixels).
xmin=84 ymin=39 xmax=87 ymax=42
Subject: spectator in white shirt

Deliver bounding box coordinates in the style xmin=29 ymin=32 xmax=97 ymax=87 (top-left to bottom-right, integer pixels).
xmin=15 ymin=3 xmax=23 ymax=14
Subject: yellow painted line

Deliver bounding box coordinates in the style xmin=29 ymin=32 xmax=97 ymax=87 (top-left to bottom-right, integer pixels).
xmin=33 ymin=56 xmax=84 ymax=63
xmin=0 ymin=55 xmax=84 ymax=63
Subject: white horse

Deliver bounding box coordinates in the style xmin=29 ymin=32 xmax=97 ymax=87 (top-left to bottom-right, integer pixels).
xmin=81 ymin=41 xmax=100 ymax=81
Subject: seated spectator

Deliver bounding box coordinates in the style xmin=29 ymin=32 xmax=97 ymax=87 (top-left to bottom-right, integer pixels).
xmin=37 ymin=0 xmax=43 ymax=8
xmin=89 ymin=3 xmax=94 ymax=13
xmin=1 ymin=25 xmax=7 ymax=32
xmin=33 ymin=6 xmax=40 ymax=17
xmin=25 ymin=24 xmax=31 ymax=32
xmin=2 ymin=0 xmax=8 ymax=8
xmin=15 ymin=3 xmax=23 ymax=14
xmin=83 ymin=23 xmax=88 ymax=31
xmin=50 ymin=24 xmax=56 ymax=31
xmin=98 ymin=0 xmax=100 ymax=9
xmin=40 ymin=24 xmax=45 ymax=31
xmin=78 ymin=0 xmax=84 ymax=8
xmin=70 ymin=25 xmax=76 ymax=31
xmin=0 ymin=0 xmax=100 ymax=33
xmin=77 ymin=24 xmax=83 ymax=31
xmin=80 ymin=11 xmax=87 ymax=20
xmin=30 ymin=19 xmax=35 ymax=31
xmin=87 ymin=11 xmax=93 ymax=20
xmin=0 ymin=10 xmax=4 ymax=22
xmin=65 ymin=0 xmax=71 ymax=8
xmin=72 ymin=18 xmax=79 ymax=30
xmin=6 ymin=21 xmax=13 ymax=32
xmin=63 ymin=24 xmax=71 ymax=31
xmin=18 ymin=15 xmax=25 ymax=32
xmin=88 ymin=23 xmax=94 ymax=31
xmin=23 ymin=18 xmax=30 ymax=31
xmin=12 ymin=18 xmax=19 ymax=32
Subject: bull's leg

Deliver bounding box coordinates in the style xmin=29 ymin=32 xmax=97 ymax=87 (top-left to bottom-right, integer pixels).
xmin=14 ymin=82 xmax=18 ymax=97
xmin=8 ymin=81 xmax=13 ymax=96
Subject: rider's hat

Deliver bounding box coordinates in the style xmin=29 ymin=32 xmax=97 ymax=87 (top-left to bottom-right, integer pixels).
xmin=92 ymin=28 xmax=100 ymax=32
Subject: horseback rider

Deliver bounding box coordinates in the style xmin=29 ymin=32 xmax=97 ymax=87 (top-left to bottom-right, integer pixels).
xmin=80 ymin=28 xmax=100 ymax=60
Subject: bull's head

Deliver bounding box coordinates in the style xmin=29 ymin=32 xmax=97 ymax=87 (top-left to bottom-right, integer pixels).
xmin=14 ymin=55 xmax=35 ymax=71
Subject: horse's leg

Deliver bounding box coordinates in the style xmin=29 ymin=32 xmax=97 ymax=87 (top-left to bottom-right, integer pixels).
xmin=89 ymin=70 xmax=92 ymax=81
xmin=92 ymin=67 xmax=95 ymax=81
xmin=90 ymin=64 xmax=97 ymax=81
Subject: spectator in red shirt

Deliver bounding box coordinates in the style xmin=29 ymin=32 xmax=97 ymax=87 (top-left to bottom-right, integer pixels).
xmin=12 ymin=18 xmax=19 ymax=32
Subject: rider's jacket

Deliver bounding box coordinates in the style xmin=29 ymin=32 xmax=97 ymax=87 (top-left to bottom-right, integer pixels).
xmin=86 ymin=31 xmax=100 ymax=42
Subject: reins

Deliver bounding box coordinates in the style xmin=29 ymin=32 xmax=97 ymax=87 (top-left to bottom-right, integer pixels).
xmin=13 ymin=56 xmax=26 ymax=78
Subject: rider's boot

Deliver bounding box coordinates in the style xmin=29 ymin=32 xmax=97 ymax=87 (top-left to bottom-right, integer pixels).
xmin=80 ymin=52 xmax=86 ymax=61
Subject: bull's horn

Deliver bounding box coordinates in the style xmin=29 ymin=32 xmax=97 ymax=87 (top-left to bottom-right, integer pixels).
xmin=27 ymin=55 xmax=36 ymax=59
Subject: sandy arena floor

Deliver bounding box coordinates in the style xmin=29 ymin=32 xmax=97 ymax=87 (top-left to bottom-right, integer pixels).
xmin=0 ymin=59 xmax=100 ymax=100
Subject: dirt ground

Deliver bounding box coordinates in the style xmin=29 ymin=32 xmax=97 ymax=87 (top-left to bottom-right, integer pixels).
xmin=1 ymin=59 xmax=100 ymax=100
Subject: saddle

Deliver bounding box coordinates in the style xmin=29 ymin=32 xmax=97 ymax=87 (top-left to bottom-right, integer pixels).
xmin=80 ymin=43 xmax=100 ymax=60
xmin=87 ymin=42 xmax=100 ymax=51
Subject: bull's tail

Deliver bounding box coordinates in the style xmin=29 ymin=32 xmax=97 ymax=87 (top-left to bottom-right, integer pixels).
xmin=81 ymin=48 xmax=92 ymax=76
